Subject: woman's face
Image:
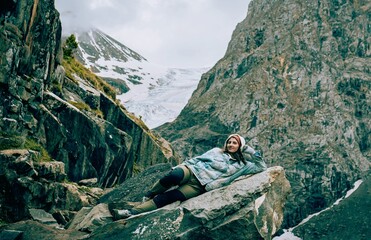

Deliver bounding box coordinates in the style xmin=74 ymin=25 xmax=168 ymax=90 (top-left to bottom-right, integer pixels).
xmin=226 ymin=137 xmax=240 ymax=153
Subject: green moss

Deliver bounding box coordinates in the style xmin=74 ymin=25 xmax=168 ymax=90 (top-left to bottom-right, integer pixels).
xmin=132 ymin=161 xmax=143 ymax=175
xmin=68 ymin=101 xmax=104 ymax=118
xmin=51 ymin=81 xmax=63 ymax=94
xmin=62 ymin=58 xmax=116 ymax=100
xmin=24 ymin=139 xmax=52 ymax=162
xmin=68 ymin=101 xmax=91 ymax=111
xmin=0 ymin=132 xmax=52 ymax=162
xmin=94 ymin=109 xmax=104 ymax=118
xmin=0 ymin=218 xmax=8 ymax=227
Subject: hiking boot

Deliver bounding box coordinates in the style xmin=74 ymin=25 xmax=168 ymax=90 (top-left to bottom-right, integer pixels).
xmin=112 ymin=209 xmax=132 ymax=220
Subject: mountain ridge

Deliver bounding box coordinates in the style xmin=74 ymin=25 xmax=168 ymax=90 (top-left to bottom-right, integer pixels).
xmin=68 ymin=28 xmax=208 ymax=128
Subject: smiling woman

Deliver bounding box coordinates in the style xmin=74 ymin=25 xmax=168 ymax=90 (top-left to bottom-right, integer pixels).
xmin=112 ymin=133 xmax=266 ymax=220
xmin=55 ymin=0 xmax=251 ymax=68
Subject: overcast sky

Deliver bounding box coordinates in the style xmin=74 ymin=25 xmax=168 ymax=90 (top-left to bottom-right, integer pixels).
xmin=55 ymin=0 xmax=251 ymax=68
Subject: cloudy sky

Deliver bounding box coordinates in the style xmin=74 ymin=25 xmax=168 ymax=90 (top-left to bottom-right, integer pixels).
xmin=55 ymin=0 xmax=251 ymax=68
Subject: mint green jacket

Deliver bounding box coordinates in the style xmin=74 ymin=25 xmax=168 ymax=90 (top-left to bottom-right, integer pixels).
xmin=183 ymin=147 xmax=267 ymax=191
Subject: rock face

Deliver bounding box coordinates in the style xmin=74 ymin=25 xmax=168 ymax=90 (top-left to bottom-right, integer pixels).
xmin=0 ymin=149 xmax=102 ymax=222
xmin=292 ymin=173 xmax=371 ymax=240
xmin=0 ymin=0 xmax=177 ymax=224
xmin=157 ymin=0 xmax=370 ymax=228
xmin=0 ymin=0 xmax=177 ymax=187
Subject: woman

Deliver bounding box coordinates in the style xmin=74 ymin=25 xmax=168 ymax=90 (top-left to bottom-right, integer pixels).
xmin=113 ymin=134 xmax=267 ymax=220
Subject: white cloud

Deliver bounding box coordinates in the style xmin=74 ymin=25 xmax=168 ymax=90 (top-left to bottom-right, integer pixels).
xmin=55 ymin=0 xmax=250 ymax=68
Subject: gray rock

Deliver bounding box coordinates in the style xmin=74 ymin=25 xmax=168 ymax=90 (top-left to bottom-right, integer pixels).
xmin=0 ymin=220 xmax=88 ymax=240
xmin=36 ymin=161 xmax=66 ymax=182
xmin=0 ymin=0 xmax=179 ymax=225
xmin=0 ymin=230 xmax=23 ymax=240
xmin=29 ymin=209 xmax=59 ymax=227
xmin=0 ymin=0 xmax=178 ymax=195
xmin=88 ymin=166 xmax=290 ymax=240
xmin=67 ymin=207 xmax=93 ymax=230
xmin=0 ymin=150 xmax=102 ymax=222
xmin=67 ymin=203 xmax=113 ymax=233
xmin=78 ymin=178 xmax=98 ymax=187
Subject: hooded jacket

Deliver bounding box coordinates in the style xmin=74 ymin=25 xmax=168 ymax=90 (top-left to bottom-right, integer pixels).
xmin=182 ymin=146 xmax=267 ymax=191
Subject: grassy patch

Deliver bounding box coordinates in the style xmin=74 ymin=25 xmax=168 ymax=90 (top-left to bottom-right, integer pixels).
xmin=0 ymin=132 xmax=52 ymax=162
xmin=62 ymin=58 xmax=116 ymax=100
xmin=68 ymin=101 xmax=104 ymax=118
xmin=24 ymin=139 xmax=53 ymax=162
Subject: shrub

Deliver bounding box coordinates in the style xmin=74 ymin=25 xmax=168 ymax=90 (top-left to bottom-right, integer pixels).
xmin=63 ymin=34 xmax=78 ymax=59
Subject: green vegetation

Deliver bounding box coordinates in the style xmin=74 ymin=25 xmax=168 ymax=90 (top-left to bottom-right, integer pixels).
xmin=0 ymin=132 xmax=52 ymax=162
xmin=132 ymin=161 xmax=143 ymax=175
xmin=0 ymin=219 xmax=8 ymax=228
xmin=68 ymin=100 xmax=104 ymax=118
xmin=0 ymin=134 xmax=25 ymax=150
xmin=63 ymin=34 xmax=78 ymax=59
xmin=24 ymin=138 xmax=52 ymax=162
xmin=62 ymin=57 xmax=116 ymax=100
xmin=61 ymin=34 xmax=116 ymax=100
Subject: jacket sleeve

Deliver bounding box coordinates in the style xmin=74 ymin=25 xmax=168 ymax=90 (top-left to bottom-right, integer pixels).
xmin=205 ymin=150 xmax=267 ymax=191
xmin=183 ymin=148 xmax=220 ymax=165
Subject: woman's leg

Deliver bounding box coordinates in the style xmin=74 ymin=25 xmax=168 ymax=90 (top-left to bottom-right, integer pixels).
xmin=113 ymin=166 xmax=197 ymax=220
xmin=145 ymin=165 xmax=190 ymax=198
xmin=135 ymin=182 xmax=203 ymax=214
xmin=177 ymin=173 xmax=205 ymax=199
xmin=132 ymin=167 xmax=203 ymax=213
xmin=139 ymin=170 xmax=205 ymax=211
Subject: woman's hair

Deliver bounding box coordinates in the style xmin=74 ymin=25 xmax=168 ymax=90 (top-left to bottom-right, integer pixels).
xmin=228 ymin=150 xmax=246 ymax=164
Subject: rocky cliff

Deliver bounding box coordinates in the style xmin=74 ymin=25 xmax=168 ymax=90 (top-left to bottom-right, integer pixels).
xmin=0 ymin=0 xmax=177 ymax=224
xmin=157 ymin=0 xmax=370 ymax=228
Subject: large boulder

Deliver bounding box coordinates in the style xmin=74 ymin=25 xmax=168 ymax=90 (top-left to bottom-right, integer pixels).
xmin=82 ymin=166 xmax=291 ymax=240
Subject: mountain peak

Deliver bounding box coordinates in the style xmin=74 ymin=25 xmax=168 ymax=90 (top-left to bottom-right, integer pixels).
xmin=73 ymin=28 xmax=146 ymax=66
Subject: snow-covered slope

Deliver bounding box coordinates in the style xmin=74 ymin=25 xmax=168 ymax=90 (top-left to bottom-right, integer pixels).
xmin=118 ymin=66 xmax=207 ymax=128
xmin=71 ymin=29 xmax=208 ymax=128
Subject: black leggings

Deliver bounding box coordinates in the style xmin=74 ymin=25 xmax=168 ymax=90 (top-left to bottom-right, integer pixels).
xmin=136 ymin=166 xmax=204 ymax=211
xmin=153 ymin=167 xmax=187 ymax=207
xmin=159 ymin=167 xmax=185 ymax=188
xmin=153 ymin=189 xmax=187 ymax=208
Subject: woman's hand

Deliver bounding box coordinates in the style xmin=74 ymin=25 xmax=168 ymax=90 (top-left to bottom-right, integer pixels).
xmin=242 ymin=145 xmax=256 ymax=155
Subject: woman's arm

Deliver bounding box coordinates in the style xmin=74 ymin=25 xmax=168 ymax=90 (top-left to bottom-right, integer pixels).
xmin=183 ymin=148 xmax=222 ymax=165
xmin=242 ymin=145 xmax=267 ymax=170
